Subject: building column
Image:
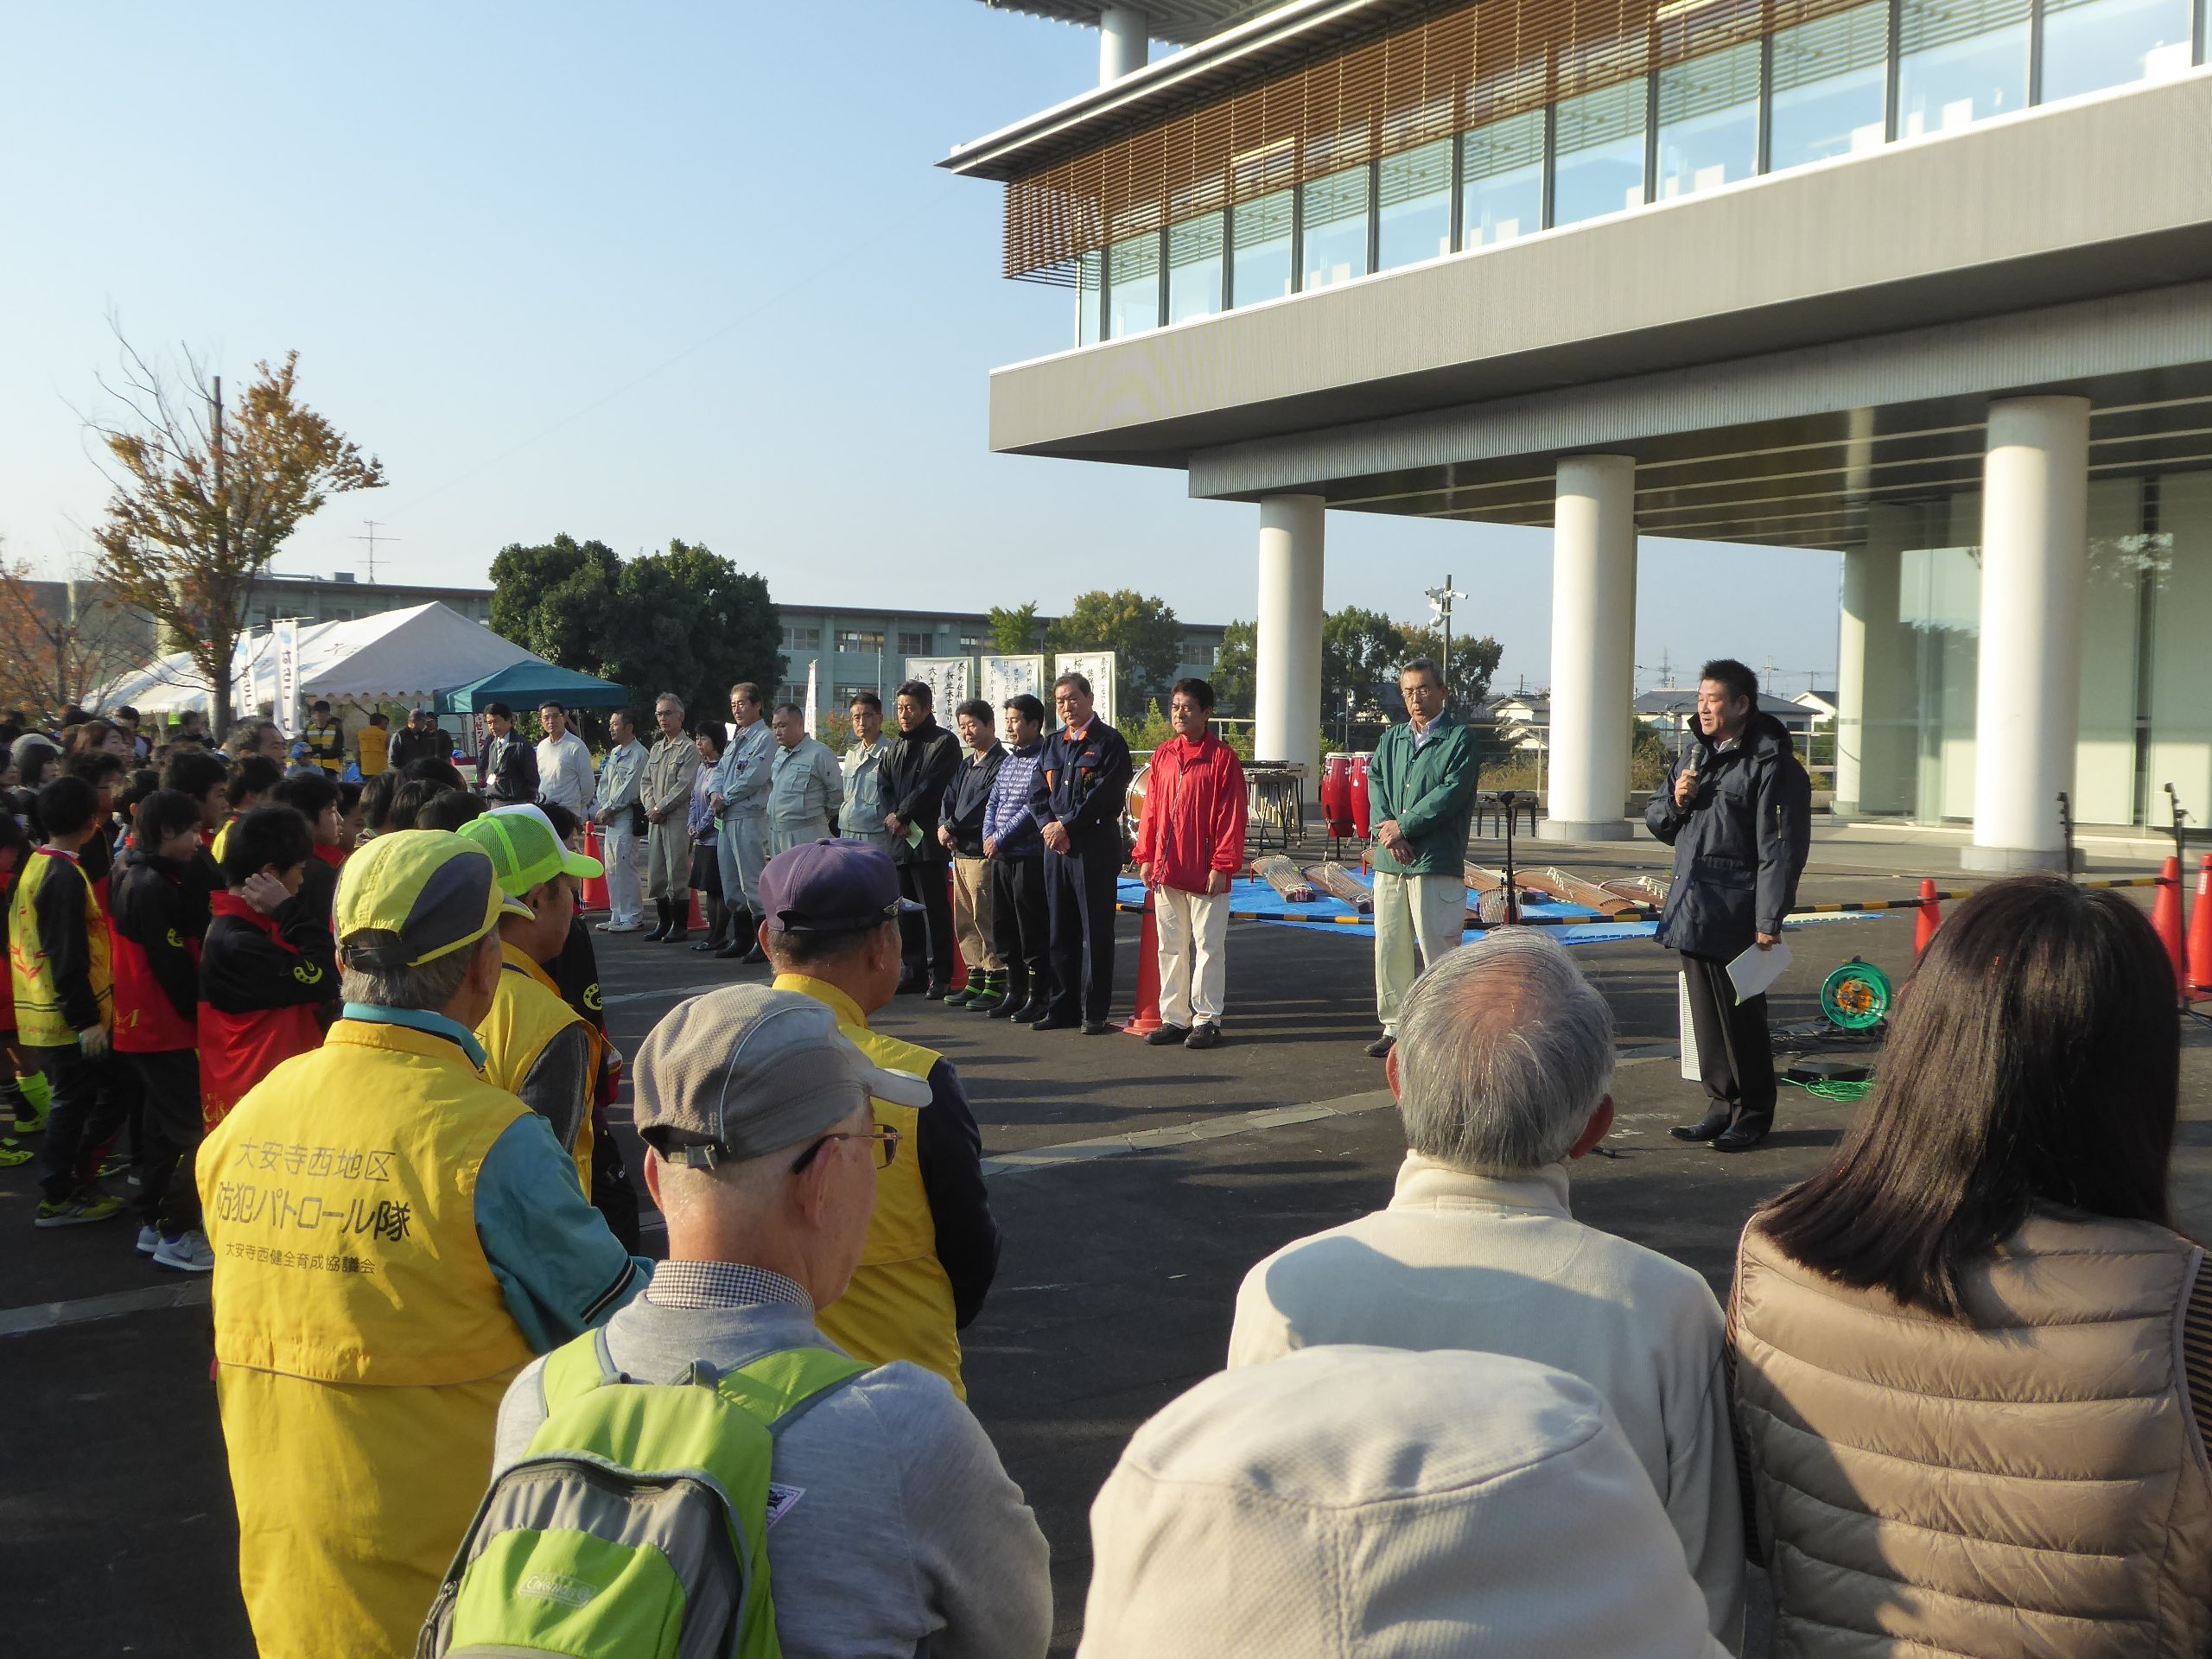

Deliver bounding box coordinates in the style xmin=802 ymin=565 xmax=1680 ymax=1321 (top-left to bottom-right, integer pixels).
xmin=1966 ymin=396 xmax=2090 ymax=872
xmin=1255 ymin=494 xmax=1325 ymax=784
xmin=1542 ymin=456 xmax=1637 ymax=842
xmin=1834 ymin=534 xmax=1905 ymax=819
xmin=1099 ymin=5 xmax=1148 ymax=82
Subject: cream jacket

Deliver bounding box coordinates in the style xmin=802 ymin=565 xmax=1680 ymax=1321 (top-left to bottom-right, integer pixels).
xmin=1230 ymin=1150 xmax=1744 ymax=1649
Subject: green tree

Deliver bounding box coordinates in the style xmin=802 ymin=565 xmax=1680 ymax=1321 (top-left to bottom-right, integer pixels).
xmin=88 ymin=342 xmax=384 ymax=732
xmin=597 ymin=539 xmax=785 ymax=720
xmin=1212 ymin=620 xmax=1255 ymax=715
xmin=488 ymin=535 xmax=620 ymax=667
xmin=1321 ymin=607 xmax=1410 ymax=723
xmin=1048 ymin=588 xmax=1183 ymax=712
xmin=1399 ymin=622 xmax=1503 ymax=710
xmin=988 ymin=602 xmax=1044 ymax=656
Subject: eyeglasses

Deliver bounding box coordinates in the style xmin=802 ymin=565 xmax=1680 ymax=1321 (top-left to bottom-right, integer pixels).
xmin=791 ymin=1125 xmax=901 ymax=1173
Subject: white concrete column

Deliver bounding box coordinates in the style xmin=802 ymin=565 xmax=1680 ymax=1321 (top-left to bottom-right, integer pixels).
xmin=1542 ymin=455 xmax=1637 ymax=841
xmin=1834 ymin=536 xmax=1904 ymax=818
xmin=1255 ymin=494 xmax=1325 ymax=785
xmin=1966 ymin=396 xmax=2090 ymax=872
xmin=1099 ymin=5 xmax=1148 ymax=82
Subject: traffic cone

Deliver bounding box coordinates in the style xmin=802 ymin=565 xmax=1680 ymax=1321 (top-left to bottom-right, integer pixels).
xmin=1122 ymin=893 xmax=1163 ymax=1037
xmin=2152 ymin=855 xmax=2185 ymax=1001
xmin=689 ymin=887 xmax=706 ymax=932
xmin=579 ymin=823 xmax=609 ymax=913
xmin=1913 ymin=879 xmax=1941 ymax=959
xmin=2187 ymin=854 xmax=2212 ymax=1003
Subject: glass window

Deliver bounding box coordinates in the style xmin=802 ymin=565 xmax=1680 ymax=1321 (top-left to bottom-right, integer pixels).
xmin=1656 ymin=42 xmax=1760 ymax=200
xmin=1300 ymin=165 xmax=1372 ymax=291
xmin=1769 ymin=1 xmax=1891 ymax=170
xmin=1166 ymin=213 xmax=1224 ymax=324
xmin=1105 ymin=232 xmax=1160 ymax=340
xmin=1897 ymin=0 xmax=2029 ymax=139
xmin=1184 ymin=639 xmax=1217 ymax=667
xmin=1460 ymin=111 xmax=1545 ymax=246
xmin=835 ymin=630 xmax=883 ymax=655
xmin=1230 ymin=190 xmax=1294 ymax=307
xmin=782 ymin=625 xmax=821 ymax=652
xmin=897 ymin=631 xmax=931 ymax=657
xmin=1076 ymin=251 xmax=1103 ymax=347
xmin=1376 ymin=140 xmax=1453 ymax=270
xmin=2040 ymin=0 xmax=2193 ymax=101
xmin=1552 ymin=79 xmax=1648 ymax=228
xmin=834 ymin=683 xmax=877 ymax=707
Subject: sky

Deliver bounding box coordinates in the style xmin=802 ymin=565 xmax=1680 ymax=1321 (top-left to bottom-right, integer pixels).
xmin=0 ymin=2 xmax=1840 ymax=698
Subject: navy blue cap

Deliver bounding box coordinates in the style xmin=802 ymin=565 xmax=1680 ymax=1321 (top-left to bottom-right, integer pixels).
xmin=758 ymin=839 xmax=923 ymax=935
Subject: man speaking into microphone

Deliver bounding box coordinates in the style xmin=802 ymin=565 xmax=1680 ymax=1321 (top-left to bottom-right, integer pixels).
xmin=1644 ymin=659 xmax=1811 ymax=1153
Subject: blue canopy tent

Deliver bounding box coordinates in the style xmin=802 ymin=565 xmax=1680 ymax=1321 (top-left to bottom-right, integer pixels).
xmin=435 ymin=660 xmax=629 ymax=715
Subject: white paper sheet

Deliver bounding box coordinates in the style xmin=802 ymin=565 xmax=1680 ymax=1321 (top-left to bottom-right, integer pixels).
xmin=1727 ymin=938 xmax=1791 ymax=1004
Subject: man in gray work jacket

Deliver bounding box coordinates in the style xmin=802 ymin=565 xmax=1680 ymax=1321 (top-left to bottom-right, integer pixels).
xmin=1644 ymin=658 xmax=1811 ymax=1154
xmin=1363 ymin=657 xmax=1480 ymax=1059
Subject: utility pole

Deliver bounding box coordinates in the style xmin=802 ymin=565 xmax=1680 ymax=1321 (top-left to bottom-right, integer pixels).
xmin=352 ymin=520 xmax=400 ymax=583
xmin=212 ymin=374 xmax=230 ymax=728
xmin=1424 ymin=573 xmax=1465 ymax=689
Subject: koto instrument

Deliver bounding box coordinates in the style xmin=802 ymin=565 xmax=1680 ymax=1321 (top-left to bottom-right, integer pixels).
xmin=1303 ymin=861 xmax=1372 ymax=912
xmin=1251 ymin=854 xmax=1316 ymax=904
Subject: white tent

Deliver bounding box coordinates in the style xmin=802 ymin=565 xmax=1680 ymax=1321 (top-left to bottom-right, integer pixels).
xmin=94 ymin=602 xmax=540 ymax=716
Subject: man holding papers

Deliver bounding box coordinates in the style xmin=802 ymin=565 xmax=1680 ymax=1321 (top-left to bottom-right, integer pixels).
xmin=1644 ymin=659 xmax=1811 ymax=1153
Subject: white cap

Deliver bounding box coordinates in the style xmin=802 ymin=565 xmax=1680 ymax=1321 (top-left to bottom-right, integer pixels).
xmin=1078 ymin=1346 xmax=1727 ymax=1659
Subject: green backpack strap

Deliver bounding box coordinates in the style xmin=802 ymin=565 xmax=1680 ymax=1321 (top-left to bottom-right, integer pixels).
xmin=537 ymin=1325 xmax=622 ymax=1418
xmin=713 ymin=1347 xmax=871 ymax=1435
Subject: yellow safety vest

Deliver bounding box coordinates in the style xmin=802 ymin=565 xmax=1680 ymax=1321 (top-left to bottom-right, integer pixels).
xmin=476 ymin=940 xmax=597 ymax=1198
xmin=196 ymin=1019 xmax=534 ymax=1659
xmin=772 ymin=972 xmax=965 ymax=1397
xmin=10 ymin=846 xmax=111 ymax=1047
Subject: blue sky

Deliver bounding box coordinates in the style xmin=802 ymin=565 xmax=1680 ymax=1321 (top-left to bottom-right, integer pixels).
xmin=0 ymin=1 xmax=1840 ymax=696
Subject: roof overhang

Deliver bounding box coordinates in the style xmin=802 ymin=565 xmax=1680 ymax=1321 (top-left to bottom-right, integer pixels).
xmin=976 ymin=1 xmax=1278 ymax=45
xmin=944 ymin=0 xmax=1427 ymax=182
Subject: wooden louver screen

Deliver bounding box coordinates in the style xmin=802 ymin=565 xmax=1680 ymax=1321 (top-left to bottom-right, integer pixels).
xmin=1004 ymin=0 xmax=1864 ymax=283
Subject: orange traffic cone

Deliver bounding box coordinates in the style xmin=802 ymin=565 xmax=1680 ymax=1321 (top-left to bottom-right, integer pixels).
xmin=688 ymin=887 xmax=706 ymax=933
xmin=579 ymin=823 xmax=609 ymax=913
xmin=2188 ymin=854 xmax=2212 ymax=1003
xmin=1122 ymin=894 xmax=1163 ymax=1037
xmin=1913 ymin=879 xmax=1941 ymax=959
xmin=2152 ymin=855 xmax=2185 ymax=1001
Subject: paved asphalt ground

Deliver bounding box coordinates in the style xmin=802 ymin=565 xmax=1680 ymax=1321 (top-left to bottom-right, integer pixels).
xmin=7 ymin=830 xmax=2209 ymax=1656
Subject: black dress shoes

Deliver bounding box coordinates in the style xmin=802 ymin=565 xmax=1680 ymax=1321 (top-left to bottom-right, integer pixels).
xmin=1030 ymin=1014 xmax=1079 ymax=1032
xmin=1670 ymin=1109 xmax=1733 ymax=1143
xmin=1081 ymin=1020 xmax=1114 ymax=1036
xmin=1711 ymin=1114 xmax=1774 ymax=1154
xmin=1363 ymin=1033 xmax=1395 ymax=1058
xmin=1145 ymin=1025 xmax=1192 ymax=1046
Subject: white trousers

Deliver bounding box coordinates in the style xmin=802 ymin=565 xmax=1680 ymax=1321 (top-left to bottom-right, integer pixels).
xmin=719 ymin=812 xmax=768 ymax=912
xmin=601 ymin=822 xmax=644 ymax=928
xmin=1156 ymin=886 xmax=1230 ymax=1027
xmin=1372 ymin=870 xmax=1468 ymax=1034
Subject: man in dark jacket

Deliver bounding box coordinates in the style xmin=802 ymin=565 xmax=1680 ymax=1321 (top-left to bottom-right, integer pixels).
xmin=1028 ymin=671 xmax=1134 ymax=1033
xmin=477 ymin=702 xmax=538 ymax=806
xmin=938 ymin=698 xmax=1008 ymax=1011
xmin=391 ymin=709 xmax=449 ymax=771
xmin=1644 ymin=659 xmax=1812 ymax=1153
xmin=881 ymin=679 xmax=961 ymax=997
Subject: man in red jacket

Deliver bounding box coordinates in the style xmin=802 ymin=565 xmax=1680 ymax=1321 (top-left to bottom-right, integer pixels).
xmin=1130 ymin=678 xmax=1248 ymax=1051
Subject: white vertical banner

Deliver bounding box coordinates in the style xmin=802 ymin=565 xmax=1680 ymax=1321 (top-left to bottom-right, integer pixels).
xmin=1053 ymin=650 xmax=1116 ymax=729
xmin=903 ymin=657 xmax=972 ymax=715
xmin=804 ymin=659 xmax=819 ymax=738
xmin=232 ymin=630 xmax=264 ymax=721
xmin=274 ymin=620 xmax=301 ymax=737
xmin=979 ymin=654 xmax=1045 ymax=714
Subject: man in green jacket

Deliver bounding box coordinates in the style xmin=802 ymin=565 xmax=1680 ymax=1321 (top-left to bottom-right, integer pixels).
xmin=1364 ymin=658 xmax=1479 ymax=1058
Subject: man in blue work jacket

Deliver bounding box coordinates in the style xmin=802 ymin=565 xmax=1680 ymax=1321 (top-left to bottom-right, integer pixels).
xmin=1027 ymin=671 xmax=1133 ymax=1034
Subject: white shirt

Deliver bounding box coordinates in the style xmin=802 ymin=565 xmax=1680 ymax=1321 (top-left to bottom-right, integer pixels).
xmin=536 ymin=730 xmax=596 ymax=814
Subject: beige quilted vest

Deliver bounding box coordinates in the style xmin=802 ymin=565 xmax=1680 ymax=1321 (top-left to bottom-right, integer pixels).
xmin=1733 ymin=1211 xmax=2212 ymax=1659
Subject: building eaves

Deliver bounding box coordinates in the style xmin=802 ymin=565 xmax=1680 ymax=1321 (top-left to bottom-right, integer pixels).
xmin=976 ymin=1 xmax=1281 ymax=47
xmin=943 ymin=0 xmax=1429 ymax=182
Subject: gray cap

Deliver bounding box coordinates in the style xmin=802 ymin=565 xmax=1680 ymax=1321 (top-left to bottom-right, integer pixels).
xmin=633 ymin=984 xmax=932 ymax=1164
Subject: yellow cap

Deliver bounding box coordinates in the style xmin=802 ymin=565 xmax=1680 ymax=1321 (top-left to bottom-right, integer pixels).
xmin=334 ymin=830 xmax=531 ymax=969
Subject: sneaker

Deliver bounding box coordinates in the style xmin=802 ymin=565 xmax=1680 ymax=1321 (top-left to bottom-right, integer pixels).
xmin=35 ymin=1189 xmax=124 ymax=1228
xmin=1185 ymin=1023 xmax=1222 ymax=1051
xmin=97 ymin=1150 xmax=131 ymax=1180
xmin=152 ymin=1230 xmax=215 ymax=1273
xmin=596 ymin=919 xmax=644 ymax=934
xmin=0 ymin=1140 xmax=30 ymax=1169
xmin=1145 ymin=1024 xmax=1192 ymax=1046
xmin=137 ymin=1224 xmax=161 ymax=1255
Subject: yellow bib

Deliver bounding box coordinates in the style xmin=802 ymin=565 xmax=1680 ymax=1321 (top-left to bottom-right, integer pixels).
xmin=197 ymin=1019 xmax=535 ymax=1659
xmin=477 ymin=942 xmax=597 ymax=1197
xmin=773 ymin=973 xmax=965 ymax=1397
xmin=10 ymin=846 xmax=111 ymax=1047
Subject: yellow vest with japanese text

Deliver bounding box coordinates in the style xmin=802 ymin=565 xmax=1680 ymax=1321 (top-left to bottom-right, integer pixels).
xmin=196 ymin=1018 xmax=534 ymax=1659
xmin=476 ymin=941 xmax=597 ymax=1198
xmin=11 ymin=846 xmax=111 ymax=1047
xmin=773 ymin=972 xmax=965 ymax=1397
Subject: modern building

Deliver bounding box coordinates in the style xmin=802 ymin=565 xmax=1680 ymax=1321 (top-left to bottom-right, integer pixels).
xmin=770 ymin=602 xmax=1228 ymax=719
xmin=947 ymin=0 xmax=2212 ymax=868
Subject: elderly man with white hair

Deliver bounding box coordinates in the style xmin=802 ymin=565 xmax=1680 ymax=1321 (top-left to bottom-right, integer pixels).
xmin=1227 ymin=929 xmax=1744 ymax=1652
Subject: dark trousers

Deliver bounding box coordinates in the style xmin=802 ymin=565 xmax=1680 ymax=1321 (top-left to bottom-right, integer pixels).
xmin=589 ymin=1103 xmax=642 ymax=1255
xmin=1681 ymin=951 xmax=1777 ymax=1122
xmin=989 ymin=855 xmax=1051 ymax=1010
xmin=129 ymin=1050 xmax=202 ymax=1235
xmin=898 ymin=859 xmax=956 ymax=985
xmin=1046 ymin=834 xmax=1120 ymax=1023
xmin=36 ymin=1042 xmax=139 ymax=1201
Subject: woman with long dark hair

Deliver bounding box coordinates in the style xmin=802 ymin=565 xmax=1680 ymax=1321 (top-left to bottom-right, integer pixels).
xmin=1732 ymin=874 xmax=2210 ymax=1657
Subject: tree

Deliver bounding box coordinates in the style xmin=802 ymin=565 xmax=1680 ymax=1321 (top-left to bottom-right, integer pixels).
xmin=1212 ymin=620 xmax=1255 ymax=715
xmin=1047 ymin=588 xmax=1183 ymax=712
xmin=488 ymin=535 xmax=620 ymax=668
xmin=1321 ymin=607 xmax=1410 ymax=723
xmin=1399 ymin=622 xmax=1503 ymax=710
xmin=988 ymin=602 xmax=1044 ymax=656
xmin=87 ymin=340 xmax=384 ymax=733
xmin=0 ymin=550 xmax=148 ymax=717
xmin=597 ymin=539 xmax=785 ymax=721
